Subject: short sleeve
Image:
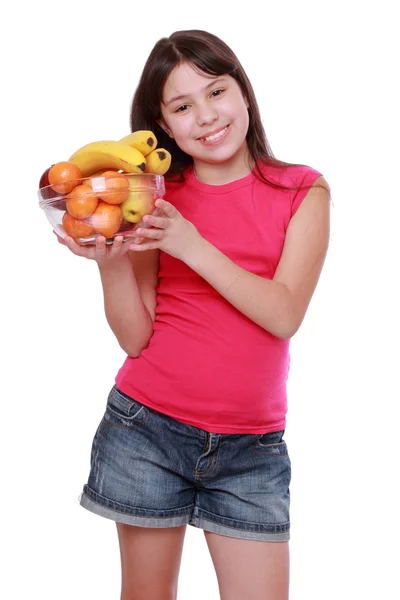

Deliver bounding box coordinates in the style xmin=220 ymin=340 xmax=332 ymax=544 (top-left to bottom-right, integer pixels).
xmin=290 ymin=166 xmax=323 ymax=217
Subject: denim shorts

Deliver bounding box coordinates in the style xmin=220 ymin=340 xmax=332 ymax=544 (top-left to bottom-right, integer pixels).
xmin=80 ymin=385 xmax=291 ymax=542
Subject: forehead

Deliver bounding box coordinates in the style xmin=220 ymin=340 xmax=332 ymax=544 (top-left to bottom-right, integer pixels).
xmin=162 ymin=62 xmax=230 ymax=104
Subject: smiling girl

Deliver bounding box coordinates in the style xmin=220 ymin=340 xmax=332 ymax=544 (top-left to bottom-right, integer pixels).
xmin=60 ymin=29 xmax=330 ymax=600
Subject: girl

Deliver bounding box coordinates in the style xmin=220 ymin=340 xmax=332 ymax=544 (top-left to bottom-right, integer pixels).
xmin=59 ymin=30 xmax=330 ymax=600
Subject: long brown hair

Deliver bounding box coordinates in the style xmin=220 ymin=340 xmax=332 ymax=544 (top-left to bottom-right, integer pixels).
xmin=130 ymin=29 xmax=305 ymax=188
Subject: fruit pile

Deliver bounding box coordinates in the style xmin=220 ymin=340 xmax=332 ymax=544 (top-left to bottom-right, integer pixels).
xmin=38 ymin=130 xmax=171 ymax=242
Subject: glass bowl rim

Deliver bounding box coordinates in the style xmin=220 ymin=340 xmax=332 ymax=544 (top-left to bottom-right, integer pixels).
xmin=38 ymin=172 xmax=165 ymax=208
xmin=38 ymin=171 xmax=164 ymax=191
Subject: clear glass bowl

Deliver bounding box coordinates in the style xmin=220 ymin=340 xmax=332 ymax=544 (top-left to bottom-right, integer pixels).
xmin=38 ymin=172 xmax=165 ymax=245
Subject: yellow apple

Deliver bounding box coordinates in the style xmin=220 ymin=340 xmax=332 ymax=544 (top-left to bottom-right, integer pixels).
xmin=121 ymin=190 xmax=155 ymax=223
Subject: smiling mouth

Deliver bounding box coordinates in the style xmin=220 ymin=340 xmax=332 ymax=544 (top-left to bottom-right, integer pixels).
xmin=199 ymin=125 xmax=230 ymax=142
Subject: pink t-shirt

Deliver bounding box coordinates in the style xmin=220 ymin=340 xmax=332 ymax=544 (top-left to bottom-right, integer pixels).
xmin=116 ymin=162 xmax=322 ymax=433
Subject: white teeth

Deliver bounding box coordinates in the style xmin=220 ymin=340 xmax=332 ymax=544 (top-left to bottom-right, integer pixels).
xmin=202 ymin=126 xmax=228 ymax=142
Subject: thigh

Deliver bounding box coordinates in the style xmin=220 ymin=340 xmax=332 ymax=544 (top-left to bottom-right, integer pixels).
xmin=117 ymin=523 xmax=187 ymax=600
xmin=205 ymin=531 xmax=289 ymax=600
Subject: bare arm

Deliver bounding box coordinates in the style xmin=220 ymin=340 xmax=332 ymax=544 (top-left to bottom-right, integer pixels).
xmin=57 ymin=232 xmax=160 ymax=356
xmin=185 ymin=177 xmax=331 ymax=338
xmin=98 ymin=249 xmax=159 ymax=356
xmin=131 ymin=177 xmax=330 ymax=340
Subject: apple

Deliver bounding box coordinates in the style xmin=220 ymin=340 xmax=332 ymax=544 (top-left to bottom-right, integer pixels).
xmin=38 ymin=165 xmax=65 ymax=209
xmin=121 ymin=191 xmax=155 ymax=223
xmin=39 ymin=166 xmax=55 ymax=193
xmin=39 ymin=166 xmax=51 ymax=188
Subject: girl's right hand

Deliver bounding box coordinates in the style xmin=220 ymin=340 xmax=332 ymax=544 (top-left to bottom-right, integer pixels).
xmin=54 ymin=231 xmax=142 ymax=264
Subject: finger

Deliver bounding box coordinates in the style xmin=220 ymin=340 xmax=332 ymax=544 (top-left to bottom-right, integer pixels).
xmin=129 ymin=241 xmax=160 ymax=252
xmin=154 ymin=199 xmax=177 ymax=217
xmin=64 ymin=236 xmax=87 ymax=256
xmin=109 ymin=235 xmax=124 ymax=257
xmin=135 ymin=227 xmax=163 ymax=240
xmin=120 ymin=237 xmax=136 ymax=253
xmin=95 ymin=236 xmax=107 ymax=261
xmin=142 ymin=214 xmax=169 ymax=229
xmin=125 ymin=233 xmax=143 ymax=246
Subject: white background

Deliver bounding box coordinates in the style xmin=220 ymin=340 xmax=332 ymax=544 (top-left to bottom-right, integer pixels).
xmin=1 ymin=0 xmax=399 ymax=598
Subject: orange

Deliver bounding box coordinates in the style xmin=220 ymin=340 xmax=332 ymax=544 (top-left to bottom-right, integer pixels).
xmin=90 ymin=170 xmax=129 ymax=205
xmin=65 ymin=183 xmax=99 ymax=219
xmin=62 ymin=213 xmax=95 ymax=240
xmin=48 ymin=161 xmax=82 ymax=194
xmin=89 ymin=201 xmax=122 ymax=238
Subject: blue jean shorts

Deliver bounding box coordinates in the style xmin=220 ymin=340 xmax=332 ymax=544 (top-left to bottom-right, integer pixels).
xmin=80 ymin=385 xmax=291 ymax=542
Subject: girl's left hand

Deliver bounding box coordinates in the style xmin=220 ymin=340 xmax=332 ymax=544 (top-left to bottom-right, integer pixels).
xmin=129 ymin=199 xmax=204 ymax=262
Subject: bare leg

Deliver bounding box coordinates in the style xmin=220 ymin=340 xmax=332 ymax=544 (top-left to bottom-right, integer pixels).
xmin=117 ymin=523 xmax=187 ymax=600
xmin=204 ymin=531 xmax=289 ymax=600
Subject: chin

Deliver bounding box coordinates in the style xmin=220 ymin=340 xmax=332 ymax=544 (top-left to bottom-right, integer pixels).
xmin=209 ymin=148 xmax=246 ymax=165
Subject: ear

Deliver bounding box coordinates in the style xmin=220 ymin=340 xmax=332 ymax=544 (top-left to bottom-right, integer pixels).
xmin=157 ymin=118 xmax=174 ymax=139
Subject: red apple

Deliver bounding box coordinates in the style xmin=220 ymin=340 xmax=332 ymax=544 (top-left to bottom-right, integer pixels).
xmin=39 ymin=166 xmax=51 ymax=188
xmin=38 ymin=166 xmax=65 ymax=209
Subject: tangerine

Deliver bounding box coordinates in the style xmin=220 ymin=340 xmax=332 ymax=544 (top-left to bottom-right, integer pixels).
xmin=62 ymin=213 xmax=95 ymax=240
xmin=89 ymin=171 xmax=129 ymax=205
xmin=65 ymin=183 xmax=99 ymax=219
xmin=48 ymin=161 xmax=82 ymax=194
xmin=89 ymin=201 xmax=122 ymax=238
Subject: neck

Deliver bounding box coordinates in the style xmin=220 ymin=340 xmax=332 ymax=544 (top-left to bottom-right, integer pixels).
xmin=193 ymin=147 xmax=254 ymax=185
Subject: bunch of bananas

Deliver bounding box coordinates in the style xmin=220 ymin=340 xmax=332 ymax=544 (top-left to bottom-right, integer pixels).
xmin=68 ymin=130 xmax=171 ymax=177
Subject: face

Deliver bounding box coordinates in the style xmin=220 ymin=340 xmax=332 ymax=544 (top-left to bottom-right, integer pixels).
xmin=160 ymin=62 xmax=250 ymax=169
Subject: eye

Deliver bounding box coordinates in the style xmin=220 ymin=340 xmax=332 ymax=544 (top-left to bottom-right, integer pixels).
xmin=211 ymin=89 xmax=224 ymax=98
xmin=175 ymin=104 xmax=189 ymax=113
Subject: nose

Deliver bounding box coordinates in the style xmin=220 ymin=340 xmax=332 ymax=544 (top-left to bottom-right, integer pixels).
xmin=196 ymin=102 xmax=218 ymax=127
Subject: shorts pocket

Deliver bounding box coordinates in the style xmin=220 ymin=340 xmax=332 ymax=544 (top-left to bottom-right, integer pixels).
xmin=103 ymin=385 xmax=149 ymax=429
xmin=255 ymin=430 xmax=288 ymax=456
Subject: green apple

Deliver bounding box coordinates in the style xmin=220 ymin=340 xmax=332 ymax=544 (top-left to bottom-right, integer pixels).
xmin=121 ymin=191 xmax=155 ymax=223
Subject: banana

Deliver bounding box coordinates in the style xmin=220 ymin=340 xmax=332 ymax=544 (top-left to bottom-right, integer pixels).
xmin=69 ymin=141 xmax=146 ymax=177
xmin=119 ymin=130 xmax=158 ymax=156
xmin=144 ymin=148 xmax=171 ymax=175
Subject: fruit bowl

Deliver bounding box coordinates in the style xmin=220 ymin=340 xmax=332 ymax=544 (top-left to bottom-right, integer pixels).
xmin=38 ymin=172 xmax=165 ymax=245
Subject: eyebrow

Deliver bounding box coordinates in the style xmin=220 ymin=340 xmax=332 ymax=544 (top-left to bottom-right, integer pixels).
xmin=164 ymin=77 xmax=228 ymax=107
